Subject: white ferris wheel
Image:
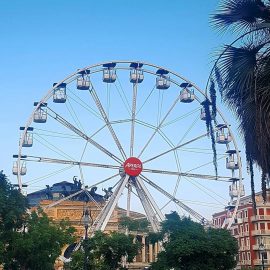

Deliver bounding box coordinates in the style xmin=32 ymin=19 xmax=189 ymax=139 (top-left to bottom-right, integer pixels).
xmin=13 ymin=61 xmax=244 ymax=231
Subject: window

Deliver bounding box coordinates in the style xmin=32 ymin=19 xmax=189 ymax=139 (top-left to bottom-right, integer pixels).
xmin=240 ymin=225 xmax=244 ymax=234
xmin=259 ymin=208 xmax=264 ymax=215
xmin=256 ymin=223 xmax=259 ymax=230
xmin=257 ymin=237 xmax=263 ymax=245
xmin=244 ymin=210 xmax=248 ymax=218
xmin=246 ymin=238 xmax=250 ymax=248
xmin=245 ymin=224 xmax=249 ymax=232
xmin=247 ymin=252 xmax=251 ymax=261
xmin=241 ymin=238 xmax=245 ymax=248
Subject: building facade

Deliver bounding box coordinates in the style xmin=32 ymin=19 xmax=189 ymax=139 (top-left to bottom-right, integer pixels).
xmin=28 ymin=181 xmax=158 ymax=269
xmin=213 ymin=190 xmax=270 ymax=270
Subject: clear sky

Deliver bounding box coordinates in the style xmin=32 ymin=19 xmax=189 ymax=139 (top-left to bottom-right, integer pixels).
xmin=0 ymin=0 xmax=260 ymax=219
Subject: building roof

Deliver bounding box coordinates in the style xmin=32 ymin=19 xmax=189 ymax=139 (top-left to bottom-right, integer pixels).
xmin=27 ymin=180 xmax=105 ymax=207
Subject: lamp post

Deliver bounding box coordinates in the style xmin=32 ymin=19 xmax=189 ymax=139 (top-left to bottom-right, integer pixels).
xmin=82 ymin=207 xmax=91 ymax=270
xmin=83 ymin=208 xmax=90 ymax=239
xmin=259 ymin=241 xmax=266 ymax=270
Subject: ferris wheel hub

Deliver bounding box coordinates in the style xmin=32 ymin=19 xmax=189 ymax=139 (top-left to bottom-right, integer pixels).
xmin=123 ymin=157 xmax=143 ymax=176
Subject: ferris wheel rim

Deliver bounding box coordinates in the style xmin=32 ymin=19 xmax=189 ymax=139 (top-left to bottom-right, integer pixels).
xmin=15 ymin=60 xmax=243 ymax=230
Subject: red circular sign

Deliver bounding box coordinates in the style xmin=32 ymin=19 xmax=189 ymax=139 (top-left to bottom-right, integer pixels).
xmin=124 ymin=157 xmax=143 ymax=176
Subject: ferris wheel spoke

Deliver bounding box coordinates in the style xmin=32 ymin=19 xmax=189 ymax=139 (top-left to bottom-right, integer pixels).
xmin=143 ymin=131 xmax=210 ymax=164
xmin=43 ymin=173 xmax=120 ymax=210
xmin=176 ymin=115 xmax=200 ymax=146
xmin=138 ymin=92 xmax=182 ymax=158
xmin=46 ymin=107 xmax=123 ymax=164
xmin=91 ymin=175 xmax=130 ymax=232
xmin=161 ymin=107 xmax=200 ymax=128
xmin=43 ymin=189 xmax=85 ymax=209
xmin=132 ymin=179 xmax=161 ymax=232
xmin=89 ymin=86 xmax=127 ymax=160
xmin=136 ymin=84 xmax=156 ymax=117
xmin=142 ymin=168 xmax=232 ymax=182
xmin=130 ymin=81 xmax=138 ymax=156
xmin=185 ymin=155 xmax=226 ymax=173
xmin=136 ymin=176 xmax=165 ymax=221
xmin=140 ymin=174 xmax=209 ymax=224
xmin=22 ymin=155 xmax=120 ymax=170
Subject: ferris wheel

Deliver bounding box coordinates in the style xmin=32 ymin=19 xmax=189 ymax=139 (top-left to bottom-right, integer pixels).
xmin=13 ymin=61 xmax=244 ymax=231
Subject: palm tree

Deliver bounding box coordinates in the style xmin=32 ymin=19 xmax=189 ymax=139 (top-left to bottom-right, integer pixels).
xmin=209 ymin=0 xmax=270 ymax=208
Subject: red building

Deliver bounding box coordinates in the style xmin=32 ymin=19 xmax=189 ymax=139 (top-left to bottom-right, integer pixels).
xmin=213 ymin=190 xmax=270 ymax=270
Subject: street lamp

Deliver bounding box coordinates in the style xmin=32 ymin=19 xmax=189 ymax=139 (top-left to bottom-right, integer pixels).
xmin=82 ymin=206 xmax=92 ymax=270
xmin=82 ymin=207 xmax=90 ymax=239
xmin=259 ymin=241 xmax=266 ymax=270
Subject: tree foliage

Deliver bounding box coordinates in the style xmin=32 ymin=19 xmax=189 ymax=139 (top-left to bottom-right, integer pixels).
xmin=210 ymin=0 xmax=270 ymax=206
xmin=119 ymin=216 xmax=149 ymax=232
xmin=0 ymin=171 xmax=75 ymax=270
xmin=67 ymin=231 xmax=141 ymax=270
xmin=150 ymin=212 xmax=238 ymax=270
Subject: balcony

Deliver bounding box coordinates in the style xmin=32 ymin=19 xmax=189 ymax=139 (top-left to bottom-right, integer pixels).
xmin=252 ymin=230 xmax=270 ymax=236
xmin=240 ymin=260 xmax=251 ymax=266
xmin=243 ymin=217 xmax=249 ymax=223
xmin=254 ymin=259 xmax=270 ymax=265
xmin=251 ymin=215 xmax=270 ymax=222
xmin=253 ymin=244 xmax=270 ymax=250
xmin=239 ymin=246 xmax=245 ymax=251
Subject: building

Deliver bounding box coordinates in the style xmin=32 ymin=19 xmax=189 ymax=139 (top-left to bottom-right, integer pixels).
xmin=28 ymin=181 xmax=159 ymax=270
xmin=213 ymin=190 xmax=270 ymax=270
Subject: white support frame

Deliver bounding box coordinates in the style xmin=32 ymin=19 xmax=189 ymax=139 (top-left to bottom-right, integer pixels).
xmin=91 ymin=175 xmax=130 ymax=232
xmin=132 ymin=179 xmax=160 ymax=232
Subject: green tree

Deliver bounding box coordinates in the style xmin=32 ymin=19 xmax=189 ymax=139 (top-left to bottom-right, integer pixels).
xmin=150 ymin=212 xmax=238 ymax=270
xmin=209 ymin=0 xmax=270 ymax=205
xmin=119 ymin=216 xmax=149 ymax=232
xmin=0 ymin=171 xmax=75 ymax=270
xmin=67 ymin=231 xmax=141 ymax=270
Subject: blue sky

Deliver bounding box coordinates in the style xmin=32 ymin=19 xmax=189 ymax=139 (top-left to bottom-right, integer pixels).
xmin=0 ymin=0 xmax=260 ymax=218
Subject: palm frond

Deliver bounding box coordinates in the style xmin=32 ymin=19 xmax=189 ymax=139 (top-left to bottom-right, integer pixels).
xmin=217 ymin=45 xmax=258 ymax=109
xmin=212 ymin=0 xmax=269 ymax=32
xmin=214 ymin=66 xmax=224 ymax=97
xmin=247 ymin=155 xmax=257 ymax=212
xmin=202 ymin=99 xmax=218 ymax=176
xmin=209 ymin=80 xmax=217 ymax=119
xmin=211 ymin=0 xmax=270 ymax=205
xmin=261 ymin=172 xmax=267 ymax=202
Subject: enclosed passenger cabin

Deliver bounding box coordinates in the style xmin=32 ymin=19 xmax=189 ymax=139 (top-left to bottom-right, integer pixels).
xmin=103 ymin=63 xmax=117 ymax=83
xmin=20 ymin=127 xmax=33 ymax=147
xmin=223 ymin=205 xmax=236 ymax=226
xmin=77 ymin=69 xmax=91 ymax=90
xmin=156 ymin=69 xmax=170 ymax=90
xmin=200 ymin=107 xmax=207 ymax=120
xmin=200 ymin=100 xmax=213 ymax=121
xmin=12 ymin=161 xmax=27 ymax=176
xmin=130 ymin=63 xmax=144 ymax=83
xmin=180 ymin=83 xmax=195 ymax=103
xmin=216 ymin=124 xmax=232 ymax=144
xmin=229 ymin=179 xmax=245 ymax=197
xmin=53 ymin=83 xmax=67 ymax=103
xmin=226 ymin=150 xmax=239 ymax=170
xmin=33 ymin=102 xmax=47 ymax=123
